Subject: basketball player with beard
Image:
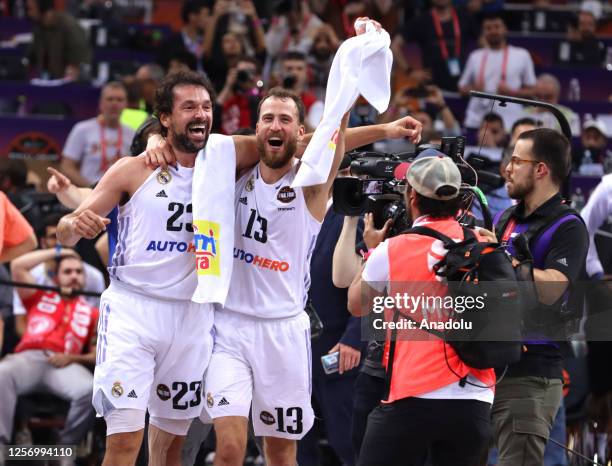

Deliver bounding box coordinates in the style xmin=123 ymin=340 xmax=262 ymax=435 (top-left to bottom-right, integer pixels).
xmin=57 ymin=71 xmax=235 ymax=466
xmin=201 ymin=83 xmax=420 ymax=465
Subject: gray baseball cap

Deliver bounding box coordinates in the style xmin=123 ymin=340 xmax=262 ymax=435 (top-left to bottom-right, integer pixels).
xmin=405 ymin=149 xmax=461 ymax=200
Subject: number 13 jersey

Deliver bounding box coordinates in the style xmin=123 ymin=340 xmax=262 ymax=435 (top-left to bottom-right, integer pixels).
xmin=108 ymin=164 xmax=197 ymax=301
xmin=224 ymin=163 xmax=322 ymax=319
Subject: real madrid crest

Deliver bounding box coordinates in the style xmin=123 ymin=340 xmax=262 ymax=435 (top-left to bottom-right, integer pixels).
xmin=246 ymin=175 xmax=255 ymax=192
xmin=157 ymin=169 xmax=172 ymax=185
xmin=112 ymin=381 xmax=124 ymax=398
xmin=207 ymin=392 xmax=214 ymax=408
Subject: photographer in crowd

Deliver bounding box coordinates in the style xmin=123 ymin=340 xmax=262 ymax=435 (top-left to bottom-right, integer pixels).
xmin=217 ymin=55 xmax=263 ymax=134
xmin=481 ymin=128 xmax=589 ymax=466
xmin=347 ymin=151 xmax=495 ymax=466
xmin=280 ymin=51 xmax=324 ymax=131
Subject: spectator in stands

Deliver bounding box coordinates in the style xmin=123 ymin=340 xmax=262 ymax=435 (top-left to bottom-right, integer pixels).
xmin=134 ymin=63 xmax=165 ymax=114
xmin=217 ymin=56 xmax=263 ymax=135
xmin=391 ymin=0 xmax=479 ymax=91
xmin=0 ymin=159 xmax=42 ymax=233
xmin=509 ymin=117 xmax=539 ymax=147
xmin=60 ymin=81 xmax=135 ymax=187
xmin=205 ymin=30 xmax=244 ymax=92
xmin=574 ymin=118 xmax=611 ymax=172
xmin=265 ymin=0 xmax=323 ymax=73
xmin=203 ymin=0 xmax=266 ymax=91
xmin=310 ymin=0 xmax=396 ymax=41
xmin=524 ymin=73 xmax=580 ymax=136
xmin=307 ymin=24 xmax=340 ymax=100
xmin=156 ymin=0 xmax=212 ymax=74
xmin=25 ymin=0 xmax=92 ymax=81
xmin=120 ymin=76 xmax=150 ymax=131
xmin=557 ymin=9 xmax=606 ymax=66
xmin=0 ymin=192 xmax=37 ymax=353
xmin=458 ymin=12 xmax=536 ymax=130
xmin=280 ymin=51 xmax=324 ymax=130
xmin=1 ymin=249 xmax=97 ymax=461
xmin=477 ymin=112 xmax=507 ymax=148
xmin=11 ymin=213 xmax=106 ymax=321
xmin=381 ymin=85 xmax=461 ymax=142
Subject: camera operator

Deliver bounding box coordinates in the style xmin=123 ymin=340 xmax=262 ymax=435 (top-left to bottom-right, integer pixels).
xmin=347 ymin=150 xmax=495 ymax=466
xmin=332 ymin=211 xmax=391 ymax=461
xmin=217 ymin=56 xmax=263 ymax=135
xmin=280 ymin=51 xmax=324 ymax=131
xmin=480 ymin=128 xmax=589 ymax=466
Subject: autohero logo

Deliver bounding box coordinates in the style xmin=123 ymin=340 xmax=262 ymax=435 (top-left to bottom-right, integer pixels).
xmin=146 ymin=241 xmax=196 ymax=253
xmin=233 ymin=248 xmax=290 ymax=272
xmin=193 ymin=220 xmax=220 ymax=276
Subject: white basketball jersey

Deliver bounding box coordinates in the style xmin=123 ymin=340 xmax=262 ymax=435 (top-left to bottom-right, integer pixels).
xmin=109 ymin=164 xmax=197 ymax=301
xmin=223 ymin=163 xmax=322 ymax=318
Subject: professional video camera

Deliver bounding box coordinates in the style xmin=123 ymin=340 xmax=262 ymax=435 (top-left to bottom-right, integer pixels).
xmin=332 ymin=136 xmax=504 ymax=236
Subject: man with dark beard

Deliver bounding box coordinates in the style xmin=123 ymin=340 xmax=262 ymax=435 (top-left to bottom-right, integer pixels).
xmin=57 ymin=71 xmax=226 ymax=466
xmin=480 ymin=128 xmax=588 ymax=466
xmin=202 ymin=85 xmax=421 ymax=466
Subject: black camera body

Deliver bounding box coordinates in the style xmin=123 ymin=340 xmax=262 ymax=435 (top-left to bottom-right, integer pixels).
xmin=332 ymin=136 xmax=499 ymax=236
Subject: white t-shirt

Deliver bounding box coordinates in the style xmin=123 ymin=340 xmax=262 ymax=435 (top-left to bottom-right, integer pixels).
xmin=63 ymin=118 xmax=135 ymax=184
xmin=459 ymin=45 xmax=536 ymax=130
xmin=362 ymin=217 xmax=494 ymax=404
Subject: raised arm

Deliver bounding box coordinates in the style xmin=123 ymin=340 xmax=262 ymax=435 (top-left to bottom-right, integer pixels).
xmin=234 ymin=115 xmax=423 ymax=173
xmin=11 ymin=248 xmax=79 ymax=300
xmin=47 ymin=167 xmax=92 ymax=210
xmin=333 ymin=216 xmax=363 ymax=288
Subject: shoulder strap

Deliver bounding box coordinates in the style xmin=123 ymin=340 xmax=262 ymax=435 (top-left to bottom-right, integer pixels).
xmin=522 ymin=204 xmax=581 ymax=245
xmin=406 ymin=225 xmax=454 ymax=246
xmin=495 ymin=205 xmax=517 ymax=243
xmin=526 ymin=206 xmax=583 ymax=268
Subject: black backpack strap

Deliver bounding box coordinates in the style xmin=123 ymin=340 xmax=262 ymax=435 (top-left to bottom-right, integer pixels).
xmin=406 ymin=226 xmax=455 ymax=246
xmin=495 ymin=206 xmax=517 ymax=243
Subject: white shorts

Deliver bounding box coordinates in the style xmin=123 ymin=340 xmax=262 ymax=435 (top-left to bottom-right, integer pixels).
xmin=93 ymin=282 xmax=214 ymax=420
xmin=203 ymin=309 xmax=314 ymax=440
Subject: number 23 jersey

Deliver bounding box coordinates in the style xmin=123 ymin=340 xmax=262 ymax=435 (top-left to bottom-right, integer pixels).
xmin=224 ymin=163 xmax=321 ymax=319
xmin=108 ymin=163 xmax=197 ymax=301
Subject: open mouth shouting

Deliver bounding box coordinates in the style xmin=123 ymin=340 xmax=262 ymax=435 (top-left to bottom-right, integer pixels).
xmin=267 ymin=136 xmax=284 ymax=152
xmin=187 ymin=121 xmax=208 ymax=142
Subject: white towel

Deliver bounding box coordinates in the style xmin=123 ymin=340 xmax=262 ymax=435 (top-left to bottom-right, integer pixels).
xmin=291 ymin=23 xmax=393 ymax=188
xmin=191 ymin=134 xmax=237 ymax=305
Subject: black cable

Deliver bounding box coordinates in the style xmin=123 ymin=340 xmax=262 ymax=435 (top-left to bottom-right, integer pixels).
xmin=0 ymin=279 xmax=102 ymax=298
xmin=547 ymin=435 xmax=606 ymax=466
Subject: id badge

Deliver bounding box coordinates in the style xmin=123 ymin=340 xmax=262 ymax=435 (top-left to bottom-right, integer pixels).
xmin=447 ymin=58 xmax=461 ymax=77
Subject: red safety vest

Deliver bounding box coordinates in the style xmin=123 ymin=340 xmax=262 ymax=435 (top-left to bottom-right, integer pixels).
xmin=383 ymin=217 xmax=495 ymax=403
